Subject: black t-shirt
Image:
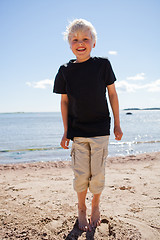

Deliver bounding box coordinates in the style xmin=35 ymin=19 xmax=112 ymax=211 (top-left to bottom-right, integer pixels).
xmin=53 ymin=57 xmax=116 ymax=140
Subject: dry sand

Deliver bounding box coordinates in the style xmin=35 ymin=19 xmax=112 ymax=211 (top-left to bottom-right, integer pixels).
xmin=0 ymin=152 xmax=160 ymax=240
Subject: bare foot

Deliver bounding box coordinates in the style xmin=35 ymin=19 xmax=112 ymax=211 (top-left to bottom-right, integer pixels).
xmin=90 ymin=205 xmax=101 ymax=228
xmin=78 ymin=205 xmax=91 ymax=231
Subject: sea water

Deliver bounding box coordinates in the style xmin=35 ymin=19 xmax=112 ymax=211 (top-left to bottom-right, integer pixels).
xmin=0 ymin=111 xmax=160 ymax=164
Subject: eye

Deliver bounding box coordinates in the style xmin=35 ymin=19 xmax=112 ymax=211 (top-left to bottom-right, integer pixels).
xmin=83 ymin=38 xmax=89 ymax=41
xmin=72 ymin=39 xmax=78 ymax=42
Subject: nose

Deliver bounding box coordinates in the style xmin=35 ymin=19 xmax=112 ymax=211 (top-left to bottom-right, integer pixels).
xmin=78 ymin=40 xmax=83 ymax=45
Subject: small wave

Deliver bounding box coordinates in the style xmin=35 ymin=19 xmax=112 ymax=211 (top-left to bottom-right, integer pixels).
xmin=0 ymin=146 xmax=62 ymax=153
xmin=110 ymin=140 xmax=160 ymax=145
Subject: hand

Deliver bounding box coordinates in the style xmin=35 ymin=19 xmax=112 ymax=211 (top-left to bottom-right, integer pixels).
xmin=114 ymin=125 xmax=123 ymax=141
xmin=60 ymin=133 xmax=70 ymax=149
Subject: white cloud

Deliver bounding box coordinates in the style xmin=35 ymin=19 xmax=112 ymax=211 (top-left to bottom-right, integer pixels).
xmin=26 ymin=79 xmax=53 ymax=89
xmin=127 ymin=73 xmax=145 ymax=81
xmin=145 ymin=79 xmax=160 ymax=92
xmin=116 ymin=79 xmax=160 ymax=93
xmin=108 ymin=51 xmax=117 ymax=55
xmin=115 ymin=81 xmax=139 ymax=92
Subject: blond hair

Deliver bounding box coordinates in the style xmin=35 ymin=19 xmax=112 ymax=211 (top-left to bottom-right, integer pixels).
xmin=63 ymin=19 xmax=97 ymax=43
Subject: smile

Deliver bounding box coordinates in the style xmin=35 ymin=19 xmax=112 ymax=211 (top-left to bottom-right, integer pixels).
xmin=77 ymin=47 xmax=86 ymax=52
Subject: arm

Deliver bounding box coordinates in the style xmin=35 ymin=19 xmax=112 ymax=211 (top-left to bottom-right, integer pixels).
xmin=107 ymin=83 xmax=123 ymax=141
xmin=60 ymin=94 xmax=70 ymax=149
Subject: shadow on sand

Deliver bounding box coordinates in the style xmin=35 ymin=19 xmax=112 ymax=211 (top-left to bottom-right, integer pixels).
xmin=65 ymin=219 xmax=96 ymax=240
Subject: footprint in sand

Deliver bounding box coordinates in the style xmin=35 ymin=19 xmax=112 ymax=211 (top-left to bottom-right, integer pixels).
xmin=119 ymin=216 xmax=160 ymax=240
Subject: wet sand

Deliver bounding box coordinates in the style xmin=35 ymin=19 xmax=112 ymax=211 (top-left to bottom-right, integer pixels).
xmin=0 ymin=152 xmax=160 ymax=239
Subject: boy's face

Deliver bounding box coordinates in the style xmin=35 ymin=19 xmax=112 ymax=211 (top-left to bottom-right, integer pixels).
xmin=69 ymin=30 xmax=96 ymax=63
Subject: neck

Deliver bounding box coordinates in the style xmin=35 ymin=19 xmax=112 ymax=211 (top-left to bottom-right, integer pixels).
xmin=75 ymin=57 xmax=91 ymax=63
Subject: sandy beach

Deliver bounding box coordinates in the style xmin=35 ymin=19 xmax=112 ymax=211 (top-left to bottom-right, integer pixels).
xmin=0 ymin=152 xmax=160 ymax=240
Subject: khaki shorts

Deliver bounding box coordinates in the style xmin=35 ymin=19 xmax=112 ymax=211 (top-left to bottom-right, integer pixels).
xmin=71 ymin=136 xmax=109 ymax=194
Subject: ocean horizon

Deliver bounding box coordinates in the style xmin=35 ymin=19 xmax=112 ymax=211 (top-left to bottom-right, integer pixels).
xmin=1 ymin=107 xmax=160 ymax=114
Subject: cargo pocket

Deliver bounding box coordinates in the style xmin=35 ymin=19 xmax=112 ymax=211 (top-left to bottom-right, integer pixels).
xmin=102 ymin=136 xmax=109 ymax=167
xmin=70 ymin=144 xmax=75 ymax=167
xmin=102 ymin=148 xmax=108 ymax=167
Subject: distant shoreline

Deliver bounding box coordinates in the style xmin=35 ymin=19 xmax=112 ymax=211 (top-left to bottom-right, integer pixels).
xmin=123 ymin=108 xmax=160 ymax=111
xmin=0 ymin=108 xmax=160 ymax=114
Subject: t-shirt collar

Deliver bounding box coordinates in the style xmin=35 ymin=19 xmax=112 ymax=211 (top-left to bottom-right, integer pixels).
xmin=69 ymin=57 xmax=93 ymax=65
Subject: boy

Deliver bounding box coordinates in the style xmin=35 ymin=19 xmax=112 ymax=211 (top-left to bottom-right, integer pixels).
xmin=53 ymin=19 xmax=123 ymax=231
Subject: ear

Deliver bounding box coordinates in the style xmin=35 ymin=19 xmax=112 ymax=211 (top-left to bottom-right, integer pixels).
xmin=93 ymin=41 xmax=96 ymax=48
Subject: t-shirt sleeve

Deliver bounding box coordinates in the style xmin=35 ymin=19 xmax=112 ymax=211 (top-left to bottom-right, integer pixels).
xmin=105 ymin=60 xmax=116 ymax=86
xmin=53 ymin=66 xmax=67 ymax=94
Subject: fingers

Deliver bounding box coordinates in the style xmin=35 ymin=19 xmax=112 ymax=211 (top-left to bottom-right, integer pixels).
xmin=115 ymin=132 xmax=123 ymax=141
xmin=60 ymin=137 xmax=70 ymax=149
xmin=114 ymin=125 xmax=123 ymax=141
xmin=115 ymin=131 xmax=123 ymax=140
xmin=66 ymin=139 xmax=70 ymax=147
xmin=115 ymin=135 xmax=122 ymax=141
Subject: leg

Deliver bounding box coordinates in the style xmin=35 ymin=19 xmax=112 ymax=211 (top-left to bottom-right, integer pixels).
xmin=77 ymin=189 xmax=91 ymax=231
xmin=71 ymin=138 xmax=90 ymax=193
xmin=89 ymin=136 xmax=109 ymax=228
xmin=90 ymin=192 xmax=101 ymax=228
xmin=71 ymin=138 xmax=92 ymax=231
xmin=89 ymin=136 xmax=109 ymax=194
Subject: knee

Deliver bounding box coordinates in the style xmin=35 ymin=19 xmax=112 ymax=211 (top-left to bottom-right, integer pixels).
xmin=89 ymin=172 xmax=105 ymax=194
xmin=73 ymin=173 xmax=90 ymax=192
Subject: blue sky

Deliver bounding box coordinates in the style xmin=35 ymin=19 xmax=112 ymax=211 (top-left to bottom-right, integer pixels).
xmin=0 ymin=0 xmax=160 ymax=112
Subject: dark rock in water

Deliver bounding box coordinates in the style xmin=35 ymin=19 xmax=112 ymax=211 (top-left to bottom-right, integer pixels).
xmin=126 ymin=112 xmax=133 ymax=115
